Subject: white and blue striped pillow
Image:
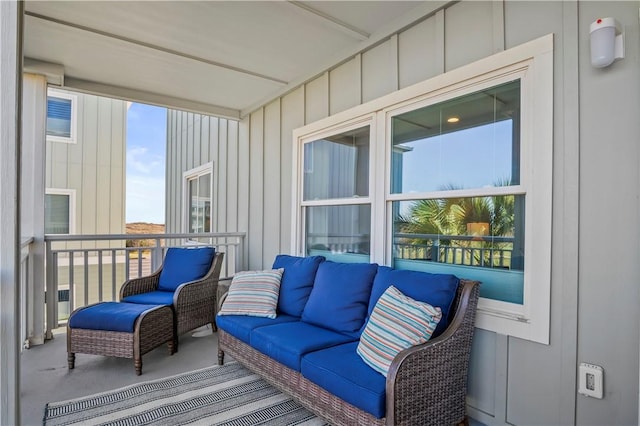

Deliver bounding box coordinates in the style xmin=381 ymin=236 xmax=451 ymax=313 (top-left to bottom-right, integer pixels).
xmin=357 ymin=285 xmax=442 ymax=377
xmin=217 ymin=269 xmax=284 ymax=319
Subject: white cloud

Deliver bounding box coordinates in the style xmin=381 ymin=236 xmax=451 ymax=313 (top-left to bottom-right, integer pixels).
xmin=126 ymin=175 xmax=165 ymax=224
xmin=127 ymin=146 xmax=163 ymax=175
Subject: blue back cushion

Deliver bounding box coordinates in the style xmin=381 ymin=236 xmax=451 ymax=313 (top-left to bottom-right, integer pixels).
xmin=158 ymin=247 xmax=215 ymax=292
xmin=367 ymin=266 xmax=458 ymax=337
xmin=272 ymin=254 xmax=325 ymax=317
xmin=302 ymin=261 xmax=378 ymax=336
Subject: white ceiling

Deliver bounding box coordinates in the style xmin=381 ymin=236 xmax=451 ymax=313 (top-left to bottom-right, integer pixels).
xmin=23 ymin=1 xmax=441 ymax=119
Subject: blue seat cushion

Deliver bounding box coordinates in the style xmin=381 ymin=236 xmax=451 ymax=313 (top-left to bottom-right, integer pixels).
xmin=122 ymin=290 xmax=175 ymax=306
xmin=69 ymin=302 xmax=162 ymax=333
xmin=250 ymin=322 xmax=356 ymax=371
xmin=158 ymin=247 xmax=215 ymax=292
xmin=301 ymin=261 xmax=378 ymax=337
xmin=272 ymin=254 xmax=325 ymax=317
xmin=367 ymin=266 xmax=458 ymax=337
xmin=301 ymin=342 xmax=386 ymax=418
xmin=216 ymin=313 xmax=298 ymax=345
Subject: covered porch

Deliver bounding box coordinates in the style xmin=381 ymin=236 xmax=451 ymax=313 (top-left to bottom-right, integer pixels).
xmin=3 ymin=1 xmax=640 ymax=426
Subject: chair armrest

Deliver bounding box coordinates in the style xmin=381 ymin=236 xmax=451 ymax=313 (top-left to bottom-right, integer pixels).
xmin=119 ymin=269 xmax=162 ymax=300
xmin=385 ymin=280 xmax=480 ymax=426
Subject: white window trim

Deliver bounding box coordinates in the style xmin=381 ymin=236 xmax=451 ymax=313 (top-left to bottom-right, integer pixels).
xmin=182 ymin=162 xmax=214 ymax=237
xmin=46 ymin=88 xmax=78 ymax=144
xmin=292 ymin=34 xmax=553 ymax=344
xmin=45 ymin=188 xmax=76 ymax=235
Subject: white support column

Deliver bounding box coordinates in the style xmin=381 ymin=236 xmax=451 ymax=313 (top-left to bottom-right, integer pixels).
xmin=0 ymin=0 xmax=23 ymax=424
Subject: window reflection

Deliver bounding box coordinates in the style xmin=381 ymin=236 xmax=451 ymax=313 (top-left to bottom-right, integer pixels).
xmin=305 ymin=205 xmax=371 ymax=260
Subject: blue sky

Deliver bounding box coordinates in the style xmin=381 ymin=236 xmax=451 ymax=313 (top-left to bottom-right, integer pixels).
xmin=126 ymin=103 xmax=166 ymax=224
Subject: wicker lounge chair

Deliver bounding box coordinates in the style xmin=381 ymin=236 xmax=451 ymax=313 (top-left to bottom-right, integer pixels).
xmin=120 ymin=248 xmax=224 ymax=337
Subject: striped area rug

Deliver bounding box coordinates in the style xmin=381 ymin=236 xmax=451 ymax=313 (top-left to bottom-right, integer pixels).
xmin=43 ymin=362 xmax=328 ymax=426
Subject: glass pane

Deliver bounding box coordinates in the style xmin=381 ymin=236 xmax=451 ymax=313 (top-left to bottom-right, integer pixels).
xmin=303 ymin=126 xmax=369 ymax=201
xmin=198 ymin=174 xmax=211 ymax=232
xmin=188 ymin=178 xmax=198 ymax=233
xmin=46 ymin=97 xmax=72 ymax=138
xmin=45 ymin=194 xmax=70 ymax=234
xmin=391 ymin=80 xmax=520 ymax=194
xmin=392 ymin=195 xmax=525 ymax=303
xmin=305 ymin=205 xmax=370 ymax=262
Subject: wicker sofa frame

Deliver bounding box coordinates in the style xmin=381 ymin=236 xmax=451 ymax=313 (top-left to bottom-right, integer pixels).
xmin=120 ymin=251 xmax=224 ymax=337
xmin=218 ymin=279 xmax=479 ymax=426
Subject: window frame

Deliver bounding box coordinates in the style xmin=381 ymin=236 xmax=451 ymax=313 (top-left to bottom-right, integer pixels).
xmin=46 ymin=88 xmax=78 ymax=144
xmin=44 ymin=188 xmax=76 ymax=235
xmin=182 ymin=162 xmax=214 ymax=237
xmin=292 ymin=34 xmax=553 ymax=344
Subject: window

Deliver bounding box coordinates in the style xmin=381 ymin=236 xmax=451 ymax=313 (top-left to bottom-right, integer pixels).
xmin=46 ymin=88 xmax=77 ymax=143
xmin=292 ymin=35 xmax=553 ymax=343
xmin=300 ymin=123 xmax=373 ymax=263
xmin=184 ymin=163 xmax=213 ymax=234
xmin=45 ymin=190 xmax=75 ymax=234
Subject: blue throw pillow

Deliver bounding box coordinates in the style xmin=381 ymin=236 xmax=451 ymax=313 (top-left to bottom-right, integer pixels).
xmin=157 ymin=247 xmax=215 ymax=292
xmin=272 ymin=254 xmax=325 ymax=317
xmin=301 ymin=261 xmax=378 ymax=336
xmin=367 ymin=266 xmax=458 ymax=337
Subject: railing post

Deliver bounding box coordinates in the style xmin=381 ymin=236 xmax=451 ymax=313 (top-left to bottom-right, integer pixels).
xmin=44 ymin=240 xmax=55 ymax=340
xmin=151 ymin=238 xmax=163 ymax=272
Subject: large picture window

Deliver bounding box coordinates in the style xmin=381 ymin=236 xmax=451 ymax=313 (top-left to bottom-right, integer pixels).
xmin=292 ymin=35 xmax=553 ymax=343
xmin=46 ymin=88 xmax=77 ymax=143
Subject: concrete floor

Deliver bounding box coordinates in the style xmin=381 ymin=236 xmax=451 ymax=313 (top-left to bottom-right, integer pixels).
xmin=20 ymin=326 xmax=222 ymax=426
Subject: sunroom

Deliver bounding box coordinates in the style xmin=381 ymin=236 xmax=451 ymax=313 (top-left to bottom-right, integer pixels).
xmin=2 ymin=1 xmax=640 ymax=425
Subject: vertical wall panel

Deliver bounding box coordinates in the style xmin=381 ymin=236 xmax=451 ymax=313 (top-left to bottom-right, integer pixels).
xmin=467 ymin=330 xmax=497 ymax=416
xmin=398 ymin=15 xmax=441 ymax=88
xmin=280 ymin=87 xmax=305 ymax=254
xmin=200 ymin=117 xmax=210 ymax=164
xmin=248 ymin=110 xmax=265 ymax=269
xmin=263 ymin=100 xmax=281 ymax=266
xmin=226 ymin=120 xmax=239 ymax=232
xmin=362 ymin=37 xmax=398 ymax=103
xmin=218 ymin=120 xmax=228 ymax=232
xmin=444 ymin=1 xmax=494 ymax=71
xmin=329 ymin=56 xmax=361 ymax=115
xmin=238 ymin=117 xmax=250 ymax=265
xmin=81 ymin=96 xmax=98 ymax=239
xmin=305 ymin=74 xmax=328 ymax=124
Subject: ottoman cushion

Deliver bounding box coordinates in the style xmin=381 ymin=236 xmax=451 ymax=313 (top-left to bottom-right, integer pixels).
xmin=69 ymin=302 xmax=161 ymax=333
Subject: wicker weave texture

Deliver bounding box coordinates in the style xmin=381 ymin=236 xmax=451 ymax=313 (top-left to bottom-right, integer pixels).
xmin=218 ymin=279 xmax=480 ymax=426
xmin=67 ymin=305 xmax=175 ymax=375
xmin=119 ymin=251 xmax=224 ymax=336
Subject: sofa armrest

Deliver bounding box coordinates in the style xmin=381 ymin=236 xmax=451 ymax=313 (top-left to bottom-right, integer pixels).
xmin=385 ymin=279 xmax=480 ymax=426
xmin=119 ymin=269 xmax=162 ymax=300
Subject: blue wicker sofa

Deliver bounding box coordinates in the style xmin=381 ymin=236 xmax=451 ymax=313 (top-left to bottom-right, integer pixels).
xmin=217 ymin=255 xmax=479 ymax=426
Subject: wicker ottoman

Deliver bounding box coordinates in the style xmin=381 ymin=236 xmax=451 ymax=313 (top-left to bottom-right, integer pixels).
xmin=67 ymin=302 xmax=175 ymax=375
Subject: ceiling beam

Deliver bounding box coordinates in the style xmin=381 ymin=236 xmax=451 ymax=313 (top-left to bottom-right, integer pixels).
xmin=24 ymin=11 xmax=289 ymax=86
xmin=63 ymin=77 xmax=241 ymax=120
xmin=286 ymin=1 xmax=370 ymax=41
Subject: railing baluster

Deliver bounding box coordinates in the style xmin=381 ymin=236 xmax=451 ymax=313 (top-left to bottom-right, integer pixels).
xmin=125 ymin=250 xmax=130 ymax=281
xmin=137 ymin=248 xmax=143 ymax=277
xmin=83 ymin=251 xmax=89 ymax=306
xmin=111 ymin=249 xmax=117 ymax=301
xmin=68 ymin=253 xmax=75 ymax=316
xmin=98 ymin=250 xmax=103 ymax=302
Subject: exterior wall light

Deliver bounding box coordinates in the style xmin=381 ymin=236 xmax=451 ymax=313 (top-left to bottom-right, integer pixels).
xmin=590 ymin=17 xmax=624 ymax=68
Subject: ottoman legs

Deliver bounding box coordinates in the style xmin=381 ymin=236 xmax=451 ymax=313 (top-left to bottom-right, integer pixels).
xmin=68 ymin=353 xmax=75 ymax=369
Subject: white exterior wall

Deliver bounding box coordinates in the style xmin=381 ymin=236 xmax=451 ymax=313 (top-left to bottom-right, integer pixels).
xmin=165 ymin=2 xmax=640 ymax=424
xmin=45 ymin=89 xmax=127 ymax=250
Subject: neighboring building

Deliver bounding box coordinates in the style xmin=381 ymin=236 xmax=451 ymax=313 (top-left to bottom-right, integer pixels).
xmin=45 ymin=87 xmax=127 ymax=249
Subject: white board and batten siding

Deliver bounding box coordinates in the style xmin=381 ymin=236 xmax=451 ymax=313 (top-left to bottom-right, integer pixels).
xmin=46 ymin=89 xmax=127 ymax=250
xmin=165 ymin=2 xmax=640 ymax=425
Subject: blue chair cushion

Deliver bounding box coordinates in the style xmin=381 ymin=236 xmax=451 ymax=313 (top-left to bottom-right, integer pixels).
xmin=69 ymin=302 xmax=161 ymax=333
xmin=302 ymin=261 xmax=378 ymax=337
xmin=301 ymin=342 xmax=386 ymax=418
xmin=250 ymin=322 xmax=356 ymax=371
xmin=157 ymin=247 xmax=215 ymax=292
xmin=122 ymin=290 xmax=175 ymax=306
xmin=272 ymin=255 xmax=325 ymax=317
xmin=215 ymin=313 xmax=299 ymax=345
xmin=366 ymin=266 xmax=459 ymax=337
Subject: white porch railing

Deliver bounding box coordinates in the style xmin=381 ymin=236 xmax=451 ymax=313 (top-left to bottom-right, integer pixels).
xmin=44 ymin=232 xmax=246 ymax=339
xmin=20 ymin=238 xmax=35 ymax=351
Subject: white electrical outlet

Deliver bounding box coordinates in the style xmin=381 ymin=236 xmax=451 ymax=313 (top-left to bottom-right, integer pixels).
xmin=578 ymin=363 xmax=604 ymax=399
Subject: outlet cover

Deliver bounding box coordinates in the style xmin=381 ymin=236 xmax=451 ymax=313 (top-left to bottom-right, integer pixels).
xmin=578 ymin=363 xmax=604 ymax=399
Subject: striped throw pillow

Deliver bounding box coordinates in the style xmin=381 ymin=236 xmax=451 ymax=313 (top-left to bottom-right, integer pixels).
xmin=357 ymin=285 xmax=442 ymax=377
xmin=217 ymin=269 xmax=284 ymax=319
